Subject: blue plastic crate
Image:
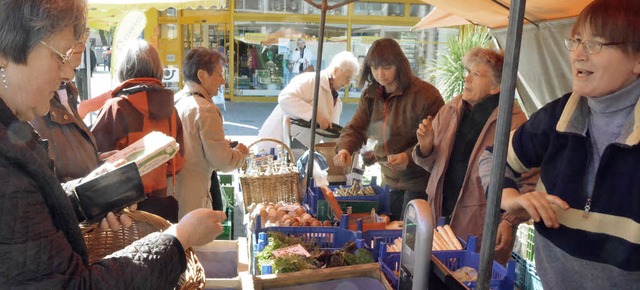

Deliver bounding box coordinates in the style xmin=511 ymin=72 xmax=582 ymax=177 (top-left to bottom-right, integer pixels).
xmin=379 ymin=252 xmax=400 ymax=290
xmin=525 ymin=261 xmax=543 ymax=290
xmin=432 ymin=249 xmax=516 ymax=290
xmin=254 ymin=215 xmax=356 ymax=252
xmin=357 ymin=229 xmax=403 ymax=261
xmin=304 ymin=178 xmax=390 ymax=217
xmin=512 ymin=253 xmax=527 ymax=289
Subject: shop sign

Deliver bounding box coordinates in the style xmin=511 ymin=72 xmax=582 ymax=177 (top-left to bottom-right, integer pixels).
xmin=360 ymin=36 xmax=379 ymax=44
xmin=244 ymin=33 xmax=268 ymax=43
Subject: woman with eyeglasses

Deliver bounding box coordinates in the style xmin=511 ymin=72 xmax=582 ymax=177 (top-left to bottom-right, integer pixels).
xmin=478 ymin=0 xmax=640 ymax=288
xmin=411 ymin=47 xmax=538 ymax=264
xmin=0 ymin=0 xmax=225 ymax=288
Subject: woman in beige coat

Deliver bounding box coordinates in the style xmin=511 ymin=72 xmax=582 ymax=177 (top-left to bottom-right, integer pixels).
xmin=173 ymin=48 xmax=249 ymax=218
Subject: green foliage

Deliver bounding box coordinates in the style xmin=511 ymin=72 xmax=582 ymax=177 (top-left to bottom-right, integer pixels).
xmin=427 ymin=25 xmax=493 ymax=102
xmin=272 ymin=254 xmax=316 ymax=274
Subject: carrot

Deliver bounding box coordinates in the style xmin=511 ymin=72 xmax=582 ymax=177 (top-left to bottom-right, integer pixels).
xmin=444 ymin=224 xmax=463 ymax=250
xmin=437 ymin=226 xmax=456 ymax=250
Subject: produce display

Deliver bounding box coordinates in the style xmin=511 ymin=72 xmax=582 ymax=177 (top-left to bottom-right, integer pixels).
xmin=256 ymin=231 xmax=374 ymax=274
xmin=386 ymin=224 xmax=463 ymax=252
xmin=248 ymin=202 xmax=334 ymax=228
xmin=332 ymin=183 xmax=377 ymax=197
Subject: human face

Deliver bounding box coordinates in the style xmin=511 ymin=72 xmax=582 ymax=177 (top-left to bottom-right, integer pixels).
xmin=330 ymin=67 xmax=354 ymax=91
xmin=462 ymin=62 xmax=500 ymax=107
xmin=0 ymin=26 xmax=76 ymax=121
xmin=371 ymin=64 xmax=397 ymax=93
xmin=570 ymin=30 xmax=640 ymax=98
xmin=199 ymin=63 xmax=225 ymax=97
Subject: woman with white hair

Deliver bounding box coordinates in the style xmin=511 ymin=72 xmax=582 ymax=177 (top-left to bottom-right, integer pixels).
xmin=259 ymin=51 xmax=360 ymax=149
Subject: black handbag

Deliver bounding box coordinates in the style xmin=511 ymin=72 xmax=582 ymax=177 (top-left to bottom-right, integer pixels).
xmin=74 ymin=162 xmax=146 ymax=223
xmin=289 ymin=118 xmax=343 ymax=139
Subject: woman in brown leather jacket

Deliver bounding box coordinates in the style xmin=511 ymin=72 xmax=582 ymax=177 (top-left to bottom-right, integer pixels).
xmin=334 ymin=38 xmax=444 ymax=221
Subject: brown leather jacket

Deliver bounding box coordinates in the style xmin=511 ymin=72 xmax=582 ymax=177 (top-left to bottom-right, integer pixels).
xmin=30 ymin=83 xmax=100 ymax=182
xmin=336 ymin=76 xmax=444 ymax=192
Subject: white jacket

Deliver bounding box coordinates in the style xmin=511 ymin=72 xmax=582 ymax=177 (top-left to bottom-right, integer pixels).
xmin=173 ymin=82 xmax=246 ymax=218
xmin=258 ymin=70 xmax=342 ymax=147
xmin=289 ymin=46 xmax=313 ymax=74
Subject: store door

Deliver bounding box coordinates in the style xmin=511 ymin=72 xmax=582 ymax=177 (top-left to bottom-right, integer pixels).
xmin=183 ymin=22 xmax=231 ymax=103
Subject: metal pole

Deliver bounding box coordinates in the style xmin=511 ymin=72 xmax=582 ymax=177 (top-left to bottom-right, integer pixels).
xmin=476 ymin=0 xmax=526 ymax=289
xmin=303 ymin=0 xmax=358 ymax=191
xmin=304 ymin=0 xmax=327 ymax=192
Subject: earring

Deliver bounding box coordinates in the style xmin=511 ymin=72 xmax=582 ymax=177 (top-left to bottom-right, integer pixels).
xmin=0 ymin=64 xmax=7 ymax=89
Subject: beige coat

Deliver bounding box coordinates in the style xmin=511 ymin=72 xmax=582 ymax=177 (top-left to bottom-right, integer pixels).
xmin=173 ymin=82 xmax=246 ymax=218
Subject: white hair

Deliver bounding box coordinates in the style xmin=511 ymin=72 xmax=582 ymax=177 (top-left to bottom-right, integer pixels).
xmin=328 ymin=51 xmax=360 ymax=76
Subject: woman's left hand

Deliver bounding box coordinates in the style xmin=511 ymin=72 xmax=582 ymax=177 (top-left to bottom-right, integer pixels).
xmin=98 ymin=203 xmax=137 ymax=231
xmin=387 ymin=152 xmax=409 ymax=170
xmin=494 ymin=220 xmax=516 ymax=264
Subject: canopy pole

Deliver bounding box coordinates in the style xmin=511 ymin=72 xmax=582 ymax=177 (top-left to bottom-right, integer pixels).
xmin=476 ymin=0 xmax=526 ymax=289
xmin=303 ymin=0 xmax=358 ymax=193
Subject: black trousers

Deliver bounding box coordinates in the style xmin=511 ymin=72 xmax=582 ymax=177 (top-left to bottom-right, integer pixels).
xmin=209 ymin=171 xmax=223 ymax=211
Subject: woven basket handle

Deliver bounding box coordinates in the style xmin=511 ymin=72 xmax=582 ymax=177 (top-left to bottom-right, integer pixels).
xmin=247 ymin=137 xmax=295 ymax=164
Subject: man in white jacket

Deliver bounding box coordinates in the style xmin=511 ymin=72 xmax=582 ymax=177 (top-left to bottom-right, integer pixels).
xmin=258 ymin=51 xmax=360 ymax=150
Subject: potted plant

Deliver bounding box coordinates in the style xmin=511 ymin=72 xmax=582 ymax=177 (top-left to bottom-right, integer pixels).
xmin=427 ymin=25 xmax=493 ymax=102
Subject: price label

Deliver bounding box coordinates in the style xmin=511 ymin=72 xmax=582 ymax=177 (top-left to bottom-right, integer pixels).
xmin=272 ymin=244 xmax=310 ymax=257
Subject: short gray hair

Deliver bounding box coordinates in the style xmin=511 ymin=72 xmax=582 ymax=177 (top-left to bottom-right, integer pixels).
xmin=462 ymin=47 xmax=504 ymax=86
xmin=0 ymin=0 xmax=87 ymax=64
xmin=182 ymin=47 xmax=226 ymax=85
xmin=328 ymin=51 xmax=359 ymax=76
xmin=117 ymin=39 xmax=164 ymax=82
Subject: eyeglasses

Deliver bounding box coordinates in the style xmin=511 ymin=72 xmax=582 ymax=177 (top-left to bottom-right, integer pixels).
xmin=463 ymin=69 xmax=487 ymax=79
xmin=39 ymin=40 xmax=76 ymax=68
xmin=564 ymin=37 xmax=624 ymax=54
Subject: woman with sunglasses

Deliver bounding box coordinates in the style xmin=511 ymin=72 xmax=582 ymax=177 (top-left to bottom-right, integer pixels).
xmin=0 ymin=0 xmax=225 ymax=288
xmin=479 ymin=0 xmax=640 ymax=288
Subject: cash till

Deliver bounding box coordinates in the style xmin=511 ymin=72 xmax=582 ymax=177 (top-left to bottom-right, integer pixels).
xmin=398 ymin=199 xmax=434 ymax=290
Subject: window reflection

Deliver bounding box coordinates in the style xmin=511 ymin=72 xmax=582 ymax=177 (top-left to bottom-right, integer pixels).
xmin=233 ymin=22 xmax=347 ymax=97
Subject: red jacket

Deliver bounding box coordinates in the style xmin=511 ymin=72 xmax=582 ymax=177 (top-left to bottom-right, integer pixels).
xmin=92 ymin=78 xmax=185 ymax=197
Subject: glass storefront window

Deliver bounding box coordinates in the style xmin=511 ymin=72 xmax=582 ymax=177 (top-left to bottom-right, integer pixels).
xmin=410 ymin=4 xmax=431 ymax=17
xmin=354 ymin=1 xmax=403 ymax=16
xmin=233 ymin=22 xmax=348 ymax=97
xmin=235 ymin=0 xmax=262 ymax=12
xmin=235 ymin=0 xmax=346 ymax=15
xmin=160 ymin=23 xmax=179 ymax=40
xmin=349 ymin=24 xmax=458 ymax=99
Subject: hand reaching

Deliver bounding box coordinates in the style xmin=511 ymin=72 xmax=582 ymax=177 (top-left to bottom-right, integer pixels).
xmin=166 ymin=209 xmax=227 ymax=248
xmin=316 ymin=115 xmax=332 ymax=130
xmin=494 ymin=220 xmax=516 ymax=264
xmin=501 ymin=189 xmax=570 ymax=229
xmin=333 ymin=149 xmax=351 ymax=168
xmin=234 ymin=143 xmax=249 ymax=155
xmin=416 ymin=116 xmax=435 ymax=156
xmin=386 ymin=152 xmax=409 ymax=170
xmin=98 ymin=203 xmax=137 ymax=231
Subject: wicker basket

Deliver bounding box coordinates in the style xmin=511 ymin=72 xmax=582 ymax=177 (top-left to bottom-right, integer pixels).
xmin=81 ymin=210 xmax=206 ymax=290
xmin=240 ymin=138 xmax=300 ymax=209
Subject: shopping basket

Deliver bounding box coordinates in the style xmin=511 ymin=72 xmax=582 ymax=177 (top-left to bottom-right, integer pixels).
xmin=81 ymin=209 xmax=205 ymax=290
